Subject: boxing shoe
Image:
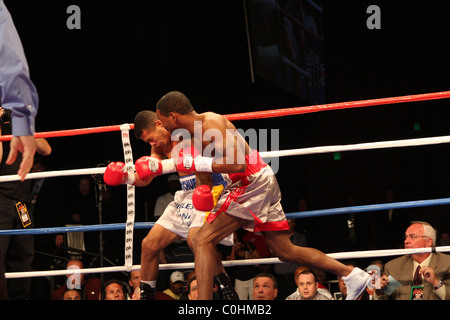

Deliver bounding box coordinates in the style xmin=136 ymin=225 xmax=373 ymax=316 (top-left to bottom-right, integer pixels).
xmin=342 ymin=267 xmax=372 ymax=300
xmin=215 ymin=273 xmax=239 ymax=300
xmin=139 ymin=282 xmax=155 ymax=300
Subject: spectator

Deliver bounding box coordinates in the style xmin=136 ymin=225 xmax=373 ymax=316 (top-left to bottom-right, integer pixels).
xmin=252 ymin=273 xmax=278 ymax=300
xmin=377 ymin=221 xmax=450 ymax=300
xmin=66 ymin=176 xmax=99 ymax=255
xmin=128 ymin=270 xmax=141 ymax=299
xmin=285 ymin=265 xmax=309 ymax=300
xmin=63 ymin=289 xmax=82 ymax=300
xmin=187 ymin=276 xmax=199 ymax=300
xmin=52 ymin=259 xmax=101 ymax=300
xmin=162 ymin=271 xmax=185 ymax=300
xmin=290 ymin=270 xmax=331 ymax=300
xmin=103 ymin=279 xmax=126 ymax=300
xmin=180 ymin=270 xmax=196 ymax=300
xmin=439 ymin=232 xmax=450 ymax=246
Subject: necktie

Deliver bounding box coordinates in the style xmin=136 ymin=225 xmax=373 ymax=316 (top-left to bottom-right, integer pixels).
xmin=413 ymin=265 xmax=422 ymax=286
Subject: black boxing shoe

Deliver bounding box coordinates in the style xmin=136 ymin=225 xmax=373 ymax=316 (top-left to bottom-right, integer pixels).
xmin=140 ymin=282 xmax=155 ymax=300
xmin=215 ymin=273 xmax=239 ymax=300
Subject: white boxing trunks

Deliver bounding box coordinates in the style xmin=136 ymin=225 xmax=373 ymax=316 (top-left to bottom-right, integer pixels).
xmin=156 ymin=173 xmax=233 ymax=246
xmin=206 ymin=150 xmax=289 ymax=233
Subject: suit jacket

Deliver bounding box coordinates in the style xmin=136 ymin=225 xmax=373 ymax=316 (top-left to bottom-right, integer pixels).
xmin=383 ymin=253 xmax=450 ymax=300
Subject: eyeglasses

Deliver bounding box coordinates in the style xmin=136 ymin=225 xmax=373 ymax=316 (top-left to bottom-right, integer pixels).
xmin=403 ymin=234 xmax=429 ymax=240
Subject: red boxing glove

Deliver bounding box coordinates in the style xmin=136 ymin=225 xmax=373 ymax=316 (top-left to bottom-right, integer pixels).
xmin=135 ymin=156 xmax=176 ymax=180
xmin=104 ymin=162 xmax=135 ymax=186
xmin=192 ymin=185 xmax=215 ymax=211
xmin=176 ymin=147 xmax=213 ymax=174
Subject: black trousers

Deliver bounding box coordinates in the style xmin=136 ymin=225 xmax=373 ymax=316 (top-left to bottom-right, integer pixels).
xmin=0 ymin=198 xmax=34 ymax=300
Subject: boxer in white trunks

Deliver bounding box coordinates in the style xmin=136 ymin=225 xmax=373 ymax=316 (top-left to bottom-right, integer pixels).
xmin=103 ymin=110 xmax=237 ymax=300
xmin=148 ymin=91 xmax=372 ymax=300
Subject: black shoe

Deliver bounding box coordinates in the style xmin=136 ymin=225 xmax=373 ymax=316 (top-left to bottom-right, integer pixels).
xmin=140 ymin=282 xmax=155 ymax=300
xmin=215 ymin=273 xmax=239 ymax=300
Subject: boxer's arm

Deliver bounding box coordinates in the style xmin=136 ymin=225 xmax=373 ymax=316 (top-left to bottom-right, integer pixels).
xmin=195 ymin=172 xmax=212 ymax=188
xmin=201 ymin=118 xmax=247 ymax=173
xmin=134 ymin=151 xmax=171 ymax=186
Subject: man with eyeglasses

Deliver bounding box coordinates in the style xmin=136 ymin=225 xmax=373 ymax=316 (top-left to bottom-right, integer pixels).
xmin=375 ymin=221 xmax=450 ymax=300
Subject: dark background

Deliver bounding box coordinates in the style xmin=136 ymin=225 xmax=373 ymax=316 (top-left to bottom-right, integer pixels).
xmin=5 ymin=0 xmax=450 ymax=254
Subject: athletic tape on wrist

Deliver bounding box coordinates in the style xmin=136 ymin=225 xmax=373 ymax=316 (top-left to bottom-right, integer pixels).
xmin=161 ymin=158 xmax=176 ymax=174
xmin=195 ymin=156 xmax=213 ymax=172
xmin=120 ymin=124 xmax=135 ymax=269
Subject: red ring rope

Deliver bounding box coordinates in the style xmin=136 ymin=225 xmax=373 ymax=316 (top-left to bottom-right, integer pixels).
xmin=1 ymin=90 xmax=449 ymax=141
xmin=225 ymin=90 xmax=450 ymax=121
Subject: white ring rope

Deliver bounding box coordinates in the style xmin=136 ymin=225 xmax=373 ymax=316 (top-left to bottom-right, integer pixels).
xmin=259 ymin=134 xmax=450 ymax=158
xmin=2 ymin=133 xmax=450 ymax=182
xmin=0 ymin=167 xmax=106 ymax=182
xmin=6 ymin=246 xmax=450 ymax=279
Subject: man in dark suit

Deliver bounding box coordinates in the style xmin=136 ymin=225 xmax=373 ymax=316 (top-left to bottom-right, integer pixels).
xmin=376 ymin=221 xmax=450 ymax=300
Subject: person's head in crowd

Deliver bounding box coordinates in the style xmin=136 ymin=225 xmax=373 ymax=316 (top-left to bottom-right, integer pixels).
xmin=168 ymin=271 xmax=185 ymax=297
xmin=253 ymin=273 xmax=278 ymax=300
xmin=128 ymin=270 xmax=141 ymax=293
xmin=63 ymin=289 xmax=81 ymax=300
xmin=187 ymin=276 xmax=199 ymax=300
xmin=297 ymin=270 xmax=320 ymax=300
xmin=103 ymin=280 xmax=126 ymax=300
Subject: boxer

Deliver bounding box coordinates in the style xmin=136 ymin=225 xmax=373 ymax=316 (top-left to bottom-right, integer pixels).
xmin=103 ymin=110 xmax=237 ymax=300
xmin=153 ymin=91 xmax=372 ymax=300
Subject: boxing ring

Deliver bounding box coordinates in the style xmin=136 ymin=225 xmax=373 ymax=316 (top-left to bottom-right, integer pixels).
xmin=1 ymin=90 xmax=450 ymax=280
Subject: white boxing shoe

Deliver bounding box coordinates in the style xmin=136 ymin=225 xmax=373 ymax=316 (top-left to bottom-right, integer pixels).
xmin=342 ymin=267 xmax=372 ymax=300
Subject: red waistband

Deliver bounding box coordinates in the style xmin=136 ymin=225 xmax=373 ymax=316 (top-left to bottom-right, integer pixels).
xmin=228 ymin=150 xmax=267 ymax=185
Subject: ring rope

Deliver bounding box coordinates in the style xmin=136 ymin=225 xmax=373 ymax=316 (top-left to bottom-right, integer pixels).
xmin=0 ymin=222 xmax=154 ymax=235
xmin=6 ymin=246 xmax=450 ymax=279
xmin=1 ymin=197 xmax=450 ymax=236
xmin=0 ymin=90 xmax=449 ymax=142
xmin=0 ymin=167 xmax=106 ymax=182
xmin=2 ymin=133 xmax=450 ymax=183
xmin=259 ymin=134 xmax=450 ymax=158
xmin=0 ymin=124 xmax=126 ymax=142
xmin=286 ymin=197 xmax=450 ymax=219
xmin=224 ymin=90 xmax=450 ymax=121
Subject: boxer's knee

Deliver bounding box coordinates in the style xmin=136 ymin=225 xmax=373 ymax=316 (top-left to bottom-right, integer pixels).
xmin=191 ymin=228 xmax=215 ymax=252
xmin=141 ymin=234 xmax=163 ymax=257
